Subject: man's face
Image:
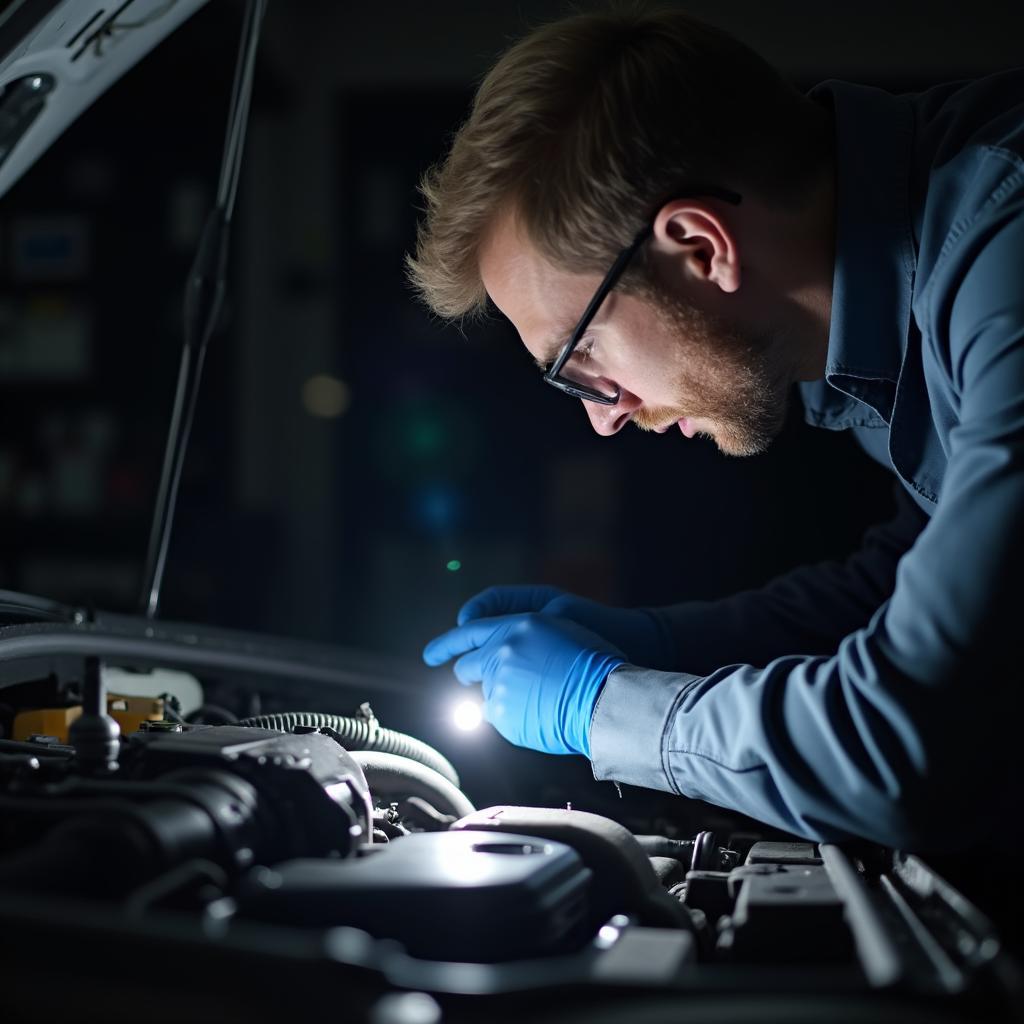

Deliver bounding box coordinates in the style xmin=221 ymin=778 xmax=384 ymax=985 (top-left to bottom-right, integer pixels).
xmin=479 ymin=211 xmax=790 ymax=457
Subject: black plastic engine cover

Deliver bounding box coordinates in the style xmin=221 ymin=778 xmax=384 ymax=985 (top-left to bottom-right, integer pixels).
xmin=452 ymin=805 xmax=692 ymax=930
xmin=236 ymin=830 xmax=592 ymax=962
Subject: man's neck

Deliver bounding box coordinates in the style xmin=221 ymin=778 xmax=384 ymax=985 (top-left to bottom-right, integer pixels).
xmin=754 ymin=156 xmax=837 ymax=384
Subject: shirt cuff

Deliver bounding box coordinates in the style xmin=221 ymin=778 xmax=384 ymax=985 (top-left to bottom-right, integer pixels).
xmin=589 ymin=664 xmax=701 ymax=792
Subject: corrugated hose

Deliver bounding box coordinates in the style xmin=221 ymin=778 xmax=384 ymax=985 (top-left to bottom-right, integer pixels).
xmin=235 ymin=710 xmax=460 ymax=789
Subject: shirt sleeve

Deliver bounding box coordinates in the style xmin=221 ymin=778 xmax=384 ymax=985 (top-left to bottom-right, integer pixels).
xmin=591 ymin=208 xmax=1024 ymax=850
xmin=646 ymin=484 xmax=927 ymax=675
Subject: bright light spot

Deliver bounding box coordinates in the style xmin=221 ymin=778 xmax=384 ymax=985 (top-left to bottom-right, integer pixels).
xmin=452 ymin=699 xmax=483 ymax=732
xmin=444 ymin=845 xmax=492 ymax=883
xmin=302 ymin=374 xmax=351 ymax=419
xmin=596 ymin=924 xmax=621 ymax=948
xmin=446 ymin=559 xmax=461 ymax=572
xmin=372 ymin=992 xmax=441 ymax=1024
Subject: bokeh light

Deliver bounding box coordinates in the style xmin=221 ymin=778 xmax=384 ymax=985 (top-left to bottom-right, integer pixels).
xmin=301 ymin=374 xmax=351 ymax=419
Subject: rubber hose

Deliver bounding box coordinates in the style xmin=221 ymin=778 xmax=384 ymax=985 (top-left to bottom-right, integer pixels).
xmin=235 ymin=711 xmax=460 ymax=789
xmin=350 ymin=751 xmax=475 ymax=820
xmin=633 ymin=835 xmax=695 ymax=860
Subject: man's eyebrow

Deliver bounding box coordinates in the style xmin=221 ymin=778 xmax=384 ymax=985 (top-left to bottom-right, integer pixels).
xmin=533 ymin=316 xmax=578 ymax=370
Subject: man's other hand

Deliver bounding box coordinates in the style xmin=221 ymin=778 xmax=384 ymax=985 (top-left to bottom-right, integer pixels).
xmin=457 ymin=584 xmax=673 ymax=669
xmin=423 ymin=612 xmax=625 ymax=756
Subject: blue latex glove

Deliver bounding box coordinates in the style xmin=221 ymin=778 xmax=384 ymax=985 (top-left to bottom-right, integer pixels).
xmin=423 ymin=613 xmax=625 ymax=756
xmin=457 ymin=585 xmax=675 ymax=670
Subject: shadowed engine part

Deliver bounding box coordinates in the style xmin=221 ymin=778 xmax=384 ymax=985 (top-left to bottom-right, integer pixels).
xmin=452 ymin=805 xmax=695 ymax=931
xmin=0 ymin=725 xmax=372 ymax=900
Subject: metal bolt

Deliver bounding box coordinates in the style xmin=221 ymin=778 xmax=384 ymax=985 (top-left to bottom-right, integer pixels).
xmin=142 ymin=720 xmax=182 ymax=733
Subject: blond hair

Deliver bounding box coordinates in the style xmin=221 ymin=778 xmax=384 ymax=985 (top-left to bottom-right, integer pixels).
xmin=408 ymin=6 xmax=830 ymax=320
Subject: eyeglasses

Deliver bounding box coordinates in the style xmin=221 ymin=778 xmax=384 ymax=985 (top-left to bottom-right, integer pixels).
xmin=542 ymin=186 xmax=743 ymax=405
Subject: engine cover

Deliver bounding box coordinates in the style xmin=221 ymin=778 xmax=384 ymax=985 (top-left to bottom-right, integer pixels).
xmin=236 ymin=830 xmax=592 ymax=961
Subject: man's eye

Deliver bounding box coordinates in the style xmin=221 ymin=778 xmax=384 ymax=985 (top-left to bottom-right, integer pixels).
xmin=572 ymin=337 xmax=595 ymax=363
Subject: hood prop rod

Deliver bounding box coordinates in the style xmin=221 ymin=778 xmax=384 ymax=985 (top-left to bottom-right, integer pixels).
xmin=139 ymin=0 xmax=267 ymax=619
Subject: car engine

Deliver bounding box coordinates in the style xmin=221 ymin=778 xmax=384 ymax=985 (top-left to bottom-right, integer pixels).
xmin=0 ymin=638 xmax=1019 ymax=1024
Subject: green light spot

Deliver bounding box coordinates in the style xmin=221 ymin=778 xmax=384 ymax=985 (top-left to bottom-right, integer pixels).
xmin=446 ymin=560 xmax=462 ymax=572
xmin=409 ymin=419 xmax=444 ymax=456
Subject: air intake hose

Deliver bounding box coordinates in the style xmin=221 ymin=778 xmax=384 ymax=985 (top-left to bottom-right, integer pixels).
xmin=236 ymin=711 xmax=460 ymax=789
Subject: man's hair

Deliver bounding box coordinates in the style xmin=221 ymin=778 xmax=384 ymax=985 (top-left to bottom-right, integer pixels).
xmin=407 ymin=5 xmax=831 ymax=321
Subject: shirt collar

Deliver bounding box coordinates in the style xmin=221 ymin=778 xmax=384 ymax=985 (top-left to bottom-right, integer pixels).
xmin=800 ymin=80 xmax=918 ymax=429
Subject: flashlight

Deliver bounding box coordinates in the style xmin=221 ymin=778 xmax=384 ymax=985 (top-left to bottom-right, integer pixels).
xmin=452 ymin=698 xmax=484 ymax=732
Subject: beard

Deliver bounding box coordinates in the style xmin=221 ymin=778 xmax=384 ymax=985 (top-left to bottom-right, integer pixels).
xmin=630 ymin=281 xmax=791 ymax=457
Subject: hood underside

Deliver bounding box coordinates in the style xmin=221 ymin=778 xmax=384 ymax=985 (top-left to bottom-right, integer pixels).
xmin=0 ymin=0 xmax=208 ymax=199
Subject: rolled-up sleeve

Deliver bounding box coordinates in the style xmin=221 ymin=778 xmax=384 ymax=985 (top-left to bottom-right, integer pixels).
xmin=592 ymin=209 xmax=1024 ymax=851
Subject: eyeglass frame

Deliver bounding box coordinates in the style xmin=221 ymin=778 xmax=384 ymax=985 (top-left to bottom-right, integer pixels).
xmin=542 ymin=185 xmax=744 ymax=405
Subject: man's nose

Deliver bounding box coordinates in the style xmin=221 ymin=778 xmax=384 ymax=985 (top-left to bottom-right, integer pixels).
xmin=583 ymin=390 xmax=640 ymax=436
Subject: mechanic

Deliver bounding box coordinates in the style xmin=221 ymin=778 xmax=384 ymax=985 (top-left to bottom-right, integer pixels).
xmin=409 ymin=7 xmax=1024 ymax=850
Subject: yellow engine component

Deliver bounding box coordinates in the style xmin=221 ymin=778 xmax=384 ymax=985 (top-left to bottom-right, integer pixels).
xmin=11 ymin=706 xmax=80 ymax=743
xmin=107 ymin=695 xmax=167 ymax=736
xmin=13 ymin=695 xmax=166 ymax=743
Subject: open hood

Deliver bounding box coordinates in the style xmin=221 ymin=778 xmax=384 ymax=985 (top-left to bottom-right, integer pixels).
xmin=0 ymin=0 xmax=208 ymax=200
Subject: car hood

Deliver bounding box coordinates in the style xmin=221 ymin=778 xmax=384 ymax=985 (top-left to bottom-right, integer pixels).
xmin=0 ymin=0 xmax=208 ymax=200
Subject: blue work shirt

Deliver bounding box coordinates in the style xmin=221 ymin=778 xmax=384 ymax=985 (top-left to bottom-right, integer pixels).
xmin=590 ymin=71 xmax=1024 ymax=850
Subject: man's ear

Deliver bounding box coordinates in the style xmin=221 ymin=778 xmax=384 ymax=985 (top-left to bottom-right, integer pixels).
xmin=650 ymin=199 xmax=741 ymax=294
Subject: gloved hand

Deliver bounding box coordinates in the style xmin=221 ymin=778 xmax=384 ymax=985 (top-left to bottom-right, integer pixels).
xmin=457 ymin=584 xmax=675 ymax=670
xmin=423 ymin=612 xmax=625 ymax=756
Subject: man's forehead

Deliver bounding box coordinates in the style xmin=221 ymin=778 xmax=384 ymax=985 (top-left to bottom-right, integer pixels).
xmin=478 ymin=208 xmax=540 ymax=299
xmin=479 ymin=209 xmax=593 ymax=363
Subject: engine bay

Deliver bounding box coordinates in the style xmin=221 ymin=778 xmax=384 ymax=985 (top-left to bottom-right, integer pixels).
xmin=0 ymin=637 xmax=1019 ymax=1024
